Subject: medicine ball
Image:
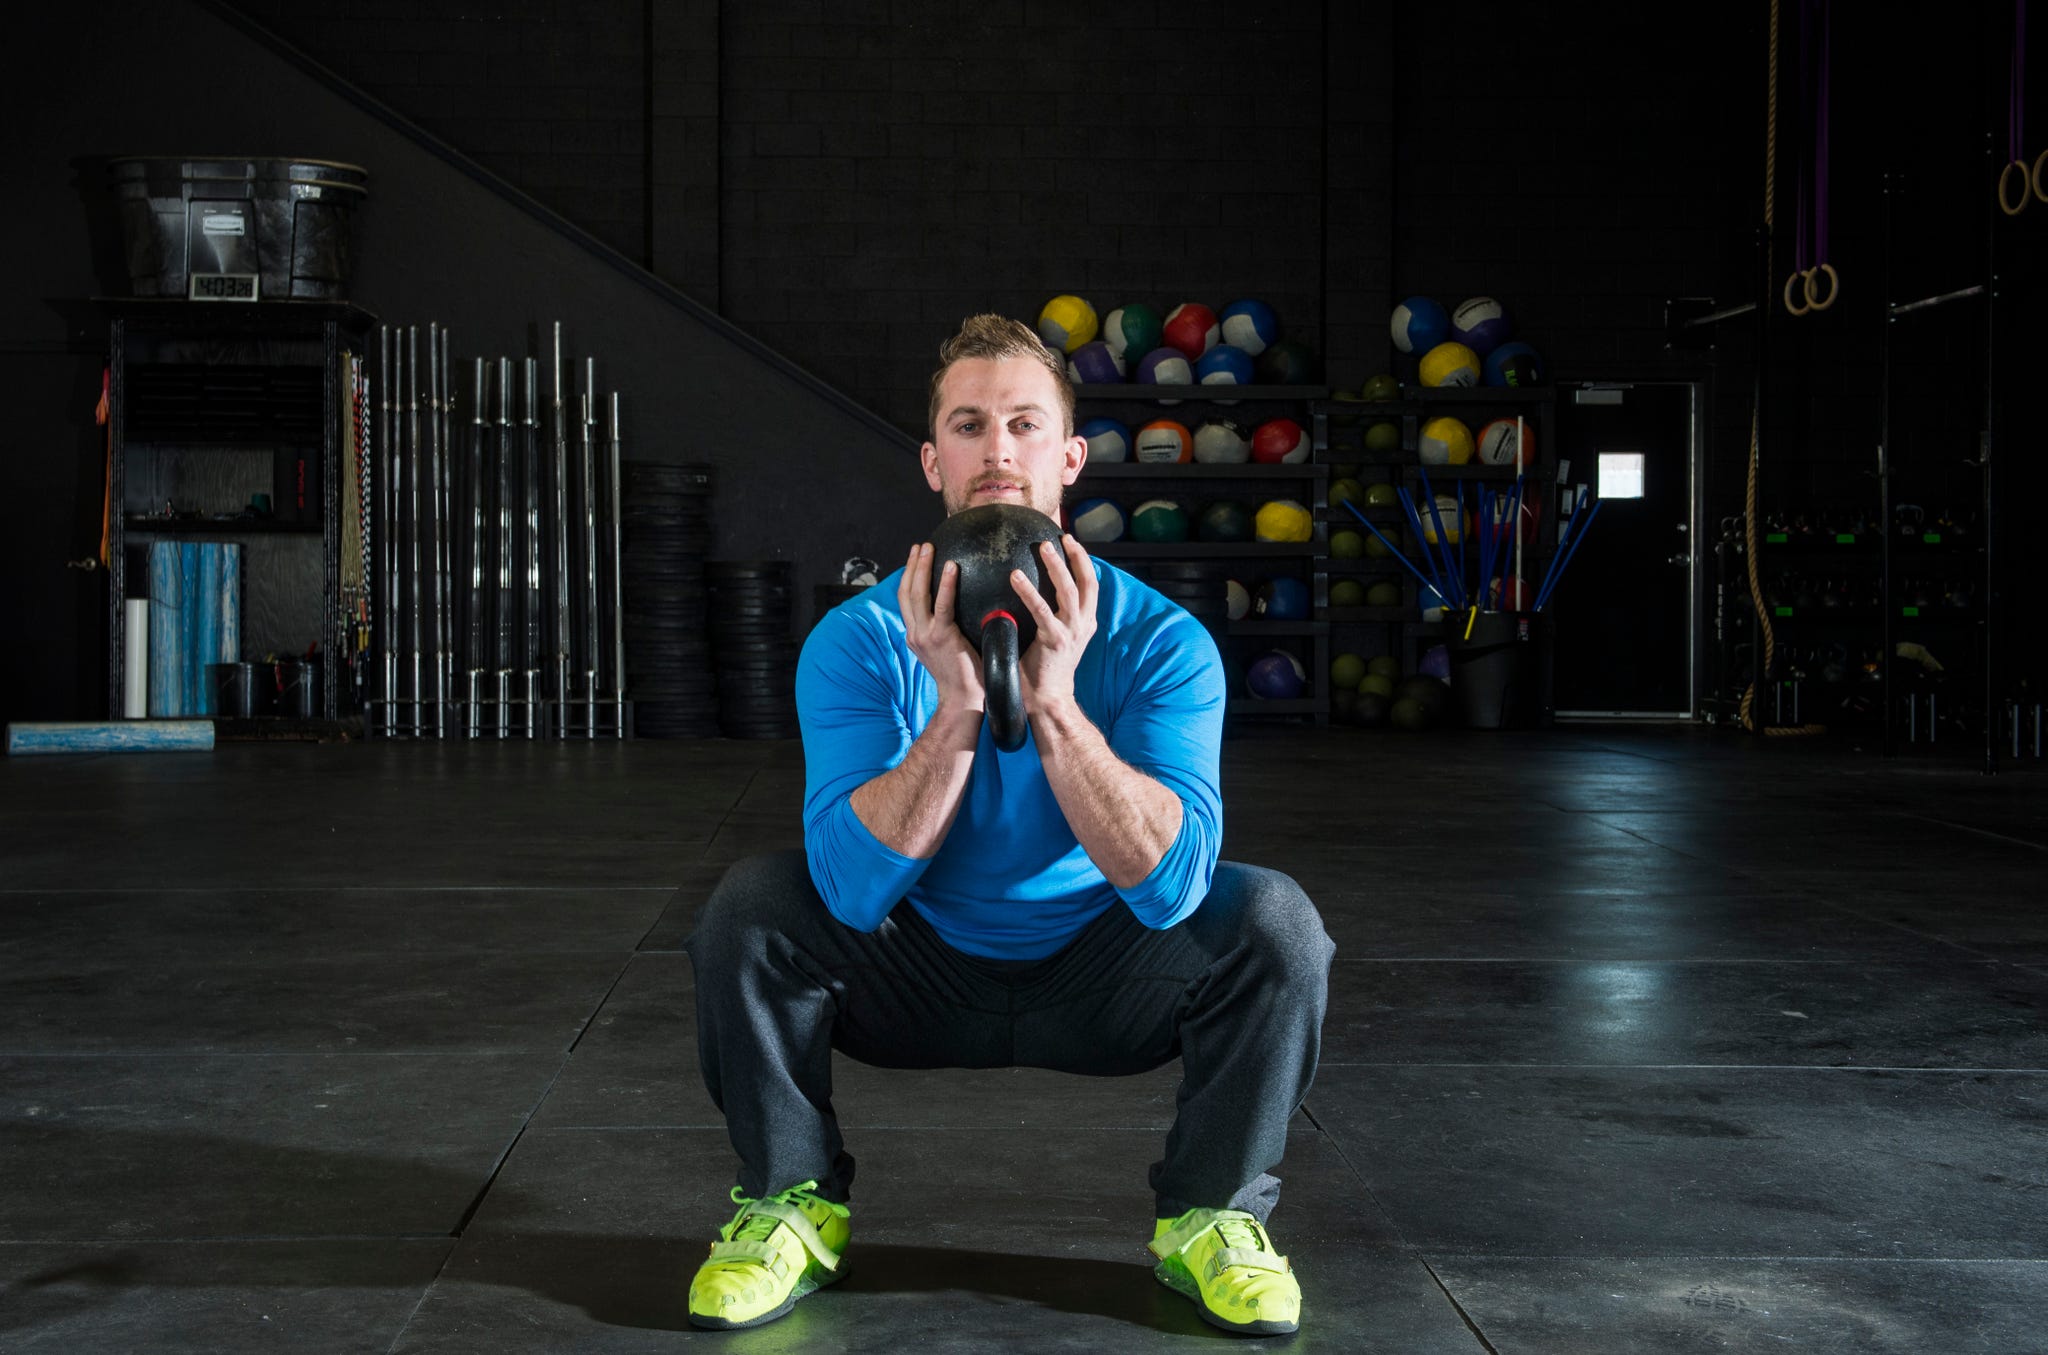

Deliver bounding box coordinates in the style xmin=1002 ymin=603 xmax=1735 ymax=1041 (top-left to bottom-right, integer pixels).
xmin=1067 ymin=340 xmax=1125 ymax=385
xmin=1390 ymin=296 xmax=1451 ymax=354
xmin=1102 ymin=302 xmax=1163 ymax=360
xmin=1078 ymin=416 xmax=1132 ymax=463
xmin=1162 ymin=303 xmax=1220 ymax=361
xmin=1069 ymin=497 xmax=1126 ymax=543
xmin=1219 ymin=299 xmax=1280 ymax=355
xmin=1451 ymin=296 xmax=1513 ymax=355
xmin=1192 ymin=418 xmax=1251 ymax=464
xmin=1134 ymin=419 xmax=1193 ymax=463
xmin=1419 ymin=341 xmax=1481 ymax=388
xmin=1038 ymin=294 xmax=1097 ymax=353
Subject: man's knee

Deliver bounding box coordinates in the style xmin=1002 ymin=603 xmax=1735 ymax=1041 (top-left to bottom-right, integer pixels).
xmin=1203 ymin=863 xmax=1336 ymax=987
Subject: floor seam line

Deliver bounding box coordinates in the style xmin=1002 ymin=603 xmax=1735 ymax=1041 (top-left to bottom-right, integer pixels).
xmin=1418 ymin=1254 xmax=1505 ymax=1354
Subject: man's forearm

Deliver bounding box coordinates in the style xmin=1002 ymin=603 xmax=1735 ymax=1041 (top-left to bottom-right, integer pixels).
xmin=848 ymin=702 xmax=982 ymax=859
xmin=1030 ymin=695 xmax=1182 ymax=889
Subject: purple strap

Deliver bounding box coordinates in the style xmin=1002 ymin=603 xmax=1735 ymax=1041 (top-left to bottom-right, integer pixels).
xmin=1795 ymin=0 xmax=1812 ymax=272
xmin=1816 ymin=0 xmax=1830 ymax=262
xmin=2016 ymin=1 xmax=2028 ymax=162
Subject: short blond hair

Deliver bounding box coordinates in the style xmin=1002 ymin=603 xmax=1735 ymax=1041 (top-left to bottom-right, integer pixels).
xmin=927 ymin=313 xmax=1075 ymax=438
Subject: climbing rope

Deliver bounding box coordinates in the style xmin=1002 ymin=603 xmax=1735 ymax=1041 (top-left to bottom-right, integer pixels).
xmin=1743 ymin=0 xmax=1828 ymax=736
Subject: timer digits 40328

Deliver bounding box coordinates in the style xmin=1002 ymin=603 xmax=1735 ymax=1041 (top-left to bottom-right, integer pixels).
xmin=190 ymin=273 xmax=259 ymax=302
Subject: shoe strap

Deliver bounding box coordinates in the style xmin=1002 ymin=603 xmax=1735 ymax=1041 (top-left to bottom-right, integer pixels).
xmin=1149 ymin=1207 xmax=1261 ymax=1261
xmin=724 ymin=1198 xmax=842 ymax=1273
xmin=705 ymin=1239 xmax=793 ymax=1280
xmin=1207 ymin=1246 xmax=1291 ymax=1277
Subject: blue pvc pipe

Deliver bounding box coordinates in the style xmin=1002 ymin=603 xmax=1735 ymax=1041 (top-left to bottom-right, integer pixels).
xmin=5 ymin=721 xmax=216 ymax=756
xmin=1341 ymin=500 xmax=1440 ymax=598
xmin=1536 ymin=497 xmax=1604 ymax=611
xmin=1416 ymin=465 xmax=1465 ymax=609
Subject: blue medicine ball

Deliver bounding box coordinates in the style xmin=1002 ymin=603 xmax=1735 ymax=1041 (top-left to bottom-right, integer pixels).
xmin=1069 ymin=497 xmax=1127 ymax=543
xmin=1483 ymin=341 xmax=1545 ymax=387
xmin=1196 ymin=344 xmax=1255 ymax=387
xmin=1390 ymin=295 xmax=1450 ymax=355
xmin=1255 ymin=576 xmax=1311 ymax=620
xmin=1218 ymin=299 xmax=1280 ymax=355
xmin=1078 ymin=416 xmax=1132 ymax=463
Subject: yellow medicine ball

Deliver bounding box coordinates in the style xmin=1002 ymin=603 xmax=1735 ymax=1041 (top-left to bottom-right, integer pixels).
xmin=1418 ymin=415 xmax=1475 ymax=466
xmin=1037 ymin=294 xmax=1098 ymax=353
xmin=1254 ymin=499 xmax=1314 ymax=543
xmin=1418 ymin=341 xmax=1481 ymax=388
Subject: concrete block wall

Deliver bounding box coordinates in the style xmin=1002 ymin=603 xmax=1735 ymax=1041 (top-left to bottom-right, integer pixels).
xmin=234 ymin=0 xmax=653 ymax=266
xmin=220 ymin=0 xmax=1774 ymax=434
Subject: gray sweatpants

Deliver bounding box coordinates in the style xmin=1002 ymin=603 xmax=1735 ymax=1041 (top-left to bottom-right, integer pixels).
xmin=683 ymin=849 xmax=1335 ymax=1222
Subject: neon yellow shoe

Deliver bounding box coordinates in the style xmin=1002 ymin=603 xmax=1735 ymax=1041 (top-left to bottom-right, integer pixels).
xmin=1149 ymin=1207 xmax=1301 ymax=1336
xmin=686 ymin=1180 xmax=850 ymax=1330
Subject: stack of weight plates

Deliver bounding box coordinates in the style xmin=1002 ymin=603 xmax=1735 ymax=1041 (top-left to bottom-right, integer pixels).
xmin=622 ymin=463 xmax=719 ymax=737
xmin=1137 ymin=561 xmax=1232 ymax=652
xmin=708 ymin=560 xmax=800 ymax=739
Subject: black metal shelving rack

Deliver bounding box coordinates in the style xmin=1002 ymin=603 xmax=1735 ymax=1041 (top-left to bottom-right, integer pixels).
xmin=1318 ymin=384 xmax=1560 ymax=723
xmin=103 ymin=299 xmax=377 ymax=723
xmin=1071 ymin=384 xmax=1331 ymax=723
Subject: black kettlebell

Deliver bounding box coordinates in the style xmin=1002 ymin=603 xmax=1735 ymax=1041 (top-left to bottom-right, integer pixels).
xmin=927 ymin=503 xmax=1063 ymax=752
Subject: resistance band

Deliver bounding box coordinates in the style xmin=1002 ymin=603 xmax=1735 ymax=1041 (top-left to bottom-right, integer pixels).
xmin=1785 ymin=0 xmax=1838 ymax=315
xmin=2001 ymin=1 xmax=2048 ymax=213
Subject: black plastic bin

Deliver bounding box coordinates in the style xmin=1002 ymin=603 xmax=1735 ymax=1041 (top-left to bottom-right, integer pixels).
xmin=1444 ymin=611 xmax=1530 ymax=729
xmin=109 ymin=157 xmax=368 ymax=301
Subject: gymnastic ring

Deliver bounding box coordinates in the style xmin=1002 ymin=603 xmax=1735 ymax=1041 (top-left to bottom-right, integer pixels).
xmin=1803 ymin=262 xmax=1839 ymax=312
xmin=2000 ymin=159 xmax=2030 ymax=216
xmin=1782 ymin=270 xmax=1813 ymax=316
xmin=2033 ymin=147 xmax=2048 ymax=205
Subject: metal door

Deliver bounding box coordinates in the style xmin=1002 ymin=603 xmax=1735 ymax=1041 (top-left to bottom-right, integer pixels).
xmin=1548 ymin=382 xmax=1701 ymax=717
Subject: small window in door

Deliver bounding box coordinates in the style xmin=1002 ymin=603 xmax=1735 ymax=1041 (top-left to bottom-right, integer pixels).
xmin=1598 ymin=452 xmax=1645 ymax=499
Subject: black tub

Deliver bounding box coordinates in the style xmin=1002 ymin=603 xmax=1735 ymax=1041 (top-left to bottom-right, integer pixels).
xmin=109 ymin=157 xmax=369 ymax=301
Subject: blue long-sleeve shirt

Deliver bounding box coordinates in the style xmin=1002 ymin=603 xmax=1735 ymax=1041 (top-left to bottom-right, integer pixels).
xmin=796 ymin=558 xmax=1226 ymax=960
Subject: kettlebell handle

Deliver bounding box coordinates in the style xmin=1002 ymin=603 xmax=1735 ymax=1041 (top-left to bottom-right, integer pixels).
xmin=925 ymin=503 xmax=1063 ymax=754
xmin=978 ymin=610 xmax=1028 ymax=753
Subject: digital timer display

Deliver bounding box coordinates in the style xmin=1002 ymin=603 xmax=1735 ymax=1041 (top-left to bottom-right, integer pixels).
xmin=190 ymin=273 xmax=260 ymax=302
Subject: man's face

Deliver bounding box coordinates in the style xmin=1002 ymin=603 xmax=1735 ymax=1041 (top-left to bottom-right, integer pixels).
xmin=921 ymin=356 xmax=1086 ymax=521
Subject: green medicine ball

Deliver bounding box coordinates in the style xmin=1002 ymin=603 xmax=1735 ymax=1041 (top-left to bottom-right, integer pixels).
xmin=1329 ymin=579 xmax=1366 ymax=607
xmin=1328 ymin=478 xmax=1366 ymax=512
xmin=1329 ymin=528 xmax=1365 ymax=559
xmin=1358 ymin=672 xmax=1396 ymax=700
xmin=1331 ymin=653 xmax=1366 ymax=690
xmin=1365 ymin=580 xmax=1402 ymax=608
xmin=1130 ymin=499 xmax=1190 ymax=543
xmin=1197 ymin=499 xmax=1254 ymax=542
xmin=1364 ymin=482 xmax=1400 ymax=507
xmin=1389 ymin=696 xmax=1430 ymax=730
xmin=1367 ymin=655 xmax=1401 ymax=680
xmin=1364 ymin=420 xmax=1401 ymax=454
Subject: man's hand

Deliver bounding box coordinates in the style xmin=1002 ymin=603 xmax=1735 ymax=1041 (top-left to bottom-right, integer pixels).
xmin=900 ymin=542 xmax=985 ymax=713
xmin=1009 ymin=533 xmax=1099 ymax=714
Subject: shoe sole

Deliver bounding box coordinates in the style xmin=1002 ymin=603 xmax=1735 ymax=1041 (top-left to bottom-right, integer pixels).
xmin=687 ymin=1257 xmax=849 ymax=1331
xmin=1153 ymin=1259 xmax=1299 ymax=1337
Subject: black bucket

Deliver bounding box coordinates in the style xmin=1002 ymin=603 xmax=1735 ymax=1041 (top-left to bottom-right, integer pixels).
xmin=272 ymin=660 xmax=319 ymax=720
xmin=1444 ymin=611 xmax=1527 ymax=729
xmin=108 ymin=157 xmax=369 ymax=301
xmin=209 ymin=661 xmax=266 ymax=718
